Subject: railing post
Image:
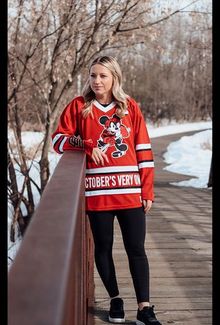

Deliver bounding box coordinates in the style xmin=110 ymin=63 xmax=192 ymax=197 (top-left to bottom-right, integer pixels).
xmin=86 ymin=217 xmax=95 ymax=324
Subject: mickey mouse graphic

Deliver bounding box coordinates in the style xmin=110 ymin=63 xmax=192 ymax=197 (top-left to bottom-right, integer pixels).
xmin=97 ymin=114 xmax=131 ymax=158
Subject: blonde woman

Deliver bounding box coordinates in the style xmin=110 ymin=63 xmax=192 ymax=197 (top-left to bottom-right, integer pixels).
xmin=52 ymin=56 xmax=162 ymax=325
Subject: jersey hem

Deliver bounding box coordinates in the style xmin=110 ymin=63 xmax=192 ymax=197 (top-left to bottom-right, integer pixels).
xmin=86 ymin=203 xmax=142 ymax=212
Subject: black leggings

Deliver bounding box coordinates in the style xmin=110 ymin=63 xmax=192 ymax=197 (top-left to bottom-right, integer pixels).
xmin=87 ymin=207 xmax=150 ymax=303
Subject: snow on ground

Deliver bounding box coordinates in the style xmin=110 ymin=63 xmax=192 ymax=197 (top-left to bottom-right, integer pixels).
xmin=163 ymin=129 xmax=212 ymax=188
xmin=7 ymin=120 xmax=212 ymax=268
xmin=147 ymin=120 xmax=212 ymax=139
xmin=8 ymin=131 xmax=44 ymax=148
xmin=148 ymin=120 xmax=212 ymax=188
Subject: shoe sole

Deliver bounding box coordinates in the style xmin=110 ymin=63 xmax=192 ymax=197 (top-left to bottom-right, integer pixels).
xmin=136 ymin=321 xmax=145 ymax=325
xmin=108 ymin=316 xmax=126 ymax=323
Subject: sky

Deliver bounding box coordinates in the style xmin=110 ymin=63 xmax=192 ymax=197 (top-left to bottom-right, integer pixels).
xmin=8 ymin=120 xmax=212 ymax=268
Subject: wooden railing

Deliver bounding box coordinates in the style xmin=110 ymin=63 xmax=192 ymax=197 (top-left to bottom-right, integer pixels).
xmin=8 ymin=151 xmax=94 ymax=325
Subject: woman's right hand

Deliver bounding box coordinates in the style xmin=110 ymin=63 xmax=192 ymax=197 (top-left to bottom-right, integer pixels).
xmin=91 ymin=147 xmax=109 ymax=166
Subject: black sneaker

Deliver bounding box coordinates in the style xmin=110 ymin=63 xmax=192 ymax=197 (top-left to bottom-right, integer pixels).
xmin=136 ymin=305 xmax=162 ymax=325
xmin=108 ymin=297 xmax=125 ymax=323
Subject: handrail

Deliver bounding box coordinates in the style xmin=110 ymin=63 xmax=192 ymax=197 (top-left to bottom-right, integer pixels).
xmin=8 ymin=151 xmax=94 ymax=325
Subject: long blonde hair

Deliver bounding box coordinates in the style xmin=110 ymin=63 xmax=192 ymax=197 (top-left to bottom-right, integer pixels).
xmin=82 ymin=56 xmax=129 ymax=118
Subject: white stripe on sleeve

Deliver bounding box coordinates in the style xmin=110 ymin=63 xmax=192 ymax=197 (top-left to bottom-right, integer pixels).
xmin=138 ymin=161 xmax=154 ymax=169
xmin=52 ymin=133 xmax=63 ymax=146
xmin=136 ymin=143 xmax=151 ymax=150
xmin=59 ymin=136 xmax=68 ymax=153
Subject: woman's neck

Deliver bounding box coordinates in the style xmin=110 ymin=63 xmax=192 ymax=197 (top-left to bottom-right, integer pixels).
xmin=95 ymin=94 xmax=113 ymax=105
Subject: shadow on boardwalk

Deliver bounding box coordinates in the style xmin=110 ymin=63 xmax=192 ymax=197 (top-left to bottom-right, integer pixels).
xmin=92 ymin=130 xmax=212 ymax=325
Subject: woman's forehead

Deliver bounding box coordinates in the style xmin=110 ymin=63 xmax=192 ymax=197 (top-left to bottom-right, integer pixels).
xmin=90 ymin=64 xmax=111 ymax=74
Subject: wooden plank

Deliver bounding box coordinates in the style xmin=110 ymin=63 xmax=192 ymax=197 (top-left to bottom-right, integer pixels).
xmin=94 ymin=311 xmax=212 ymax=325
xmin=94 ymin=296 xmax=212 ymax=324
xmin=95 ymin=296 xmax=212 ymax=309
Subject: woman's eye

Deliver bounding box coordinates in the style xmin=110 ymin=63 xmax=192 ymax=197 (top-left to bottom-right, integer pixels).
xmin=90 ymin=74 xmax=108 ymax=78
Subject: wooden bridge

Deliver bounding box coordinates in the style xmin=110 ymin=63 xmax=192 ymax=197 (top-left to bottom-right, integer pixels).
xmin=8 ymin=130 xmax=212 ymax=325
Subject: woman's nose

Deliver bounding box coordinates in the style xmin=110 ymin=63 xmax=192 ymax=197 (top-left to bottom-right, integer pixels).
xmin=94 ymin=76 xmax=101 ymax=83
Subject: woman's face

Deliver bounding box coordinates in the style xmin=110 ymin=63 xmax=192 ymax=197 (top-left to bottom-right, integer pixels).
xmin=89 ymin=64 xmax=113 ymax=100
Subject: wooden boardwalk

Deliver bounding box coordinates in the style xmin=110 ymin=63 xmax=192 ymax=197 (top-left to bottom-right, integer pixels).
xmin=91 ymin=131 xmax=212 ymax=325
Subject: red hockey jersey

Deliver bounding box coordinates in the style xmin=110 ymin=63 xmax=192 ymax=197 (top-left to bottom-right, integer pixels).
xmin=52 ymin=96 xmax=154 ymax=211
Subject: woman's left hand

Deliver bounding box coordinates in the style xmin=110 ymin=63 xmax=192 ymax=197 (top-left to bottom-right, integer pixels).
xmin=142 ymin=200 xmax=153 ymax=214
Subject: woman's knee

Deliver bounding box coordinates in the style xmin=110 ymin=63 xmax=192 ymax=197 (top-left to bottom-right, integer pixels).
xmin=94 ymin=239 xmax=113 ymax=254
xmin=125 ymin=244 xmax=146 ymax=258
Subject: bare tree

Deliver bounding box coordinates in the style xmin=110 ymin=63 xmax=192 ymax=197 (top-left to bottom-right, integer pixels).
xmin=120 ymin=2 xmax=212 ymax=123
xmin=8 ymin=0 xmax=212 ymax=240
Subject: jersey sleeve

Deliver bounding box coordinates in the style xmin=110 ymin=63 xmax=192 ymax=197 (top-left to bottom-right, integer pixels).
xmin=130 ymin=99 xmax=154 ymax=201
xmin=51 ymin=98 xmax=94 ymax=156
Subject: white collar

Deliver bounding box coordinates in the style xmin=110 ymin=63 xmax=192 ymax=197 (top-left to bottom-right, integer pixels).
xmin=93 ymin=100 xmax=116 ymax=112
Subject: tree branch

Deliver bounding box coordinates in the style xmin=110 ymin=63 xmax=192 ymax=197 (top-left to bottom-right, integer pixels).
xmin=116 ymin=0 xmax=202 ymax=33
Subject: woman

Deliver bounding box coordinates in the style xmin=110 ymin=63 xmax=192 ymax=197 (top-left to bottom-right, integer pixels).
xmin=52 ymin=56 xmax=162 ymax=325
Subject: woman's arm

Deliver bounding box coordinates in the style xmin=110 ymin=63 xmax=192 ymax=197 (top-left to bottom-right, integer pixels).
xmin=52 ymin=98 xmax=94 ymax=156
xmin=130 ymin=98 xmax=155 ymax=203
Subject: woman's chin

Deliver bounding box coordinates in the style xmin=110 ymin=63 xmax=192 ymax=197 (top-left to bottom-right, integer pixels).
xmin=93 ymin=90 xmax=104 ymax=95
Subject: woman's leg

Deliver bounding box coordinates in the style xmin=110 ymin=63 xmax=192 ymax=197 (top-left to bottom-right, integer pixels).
xmin=117 ymin=207 xmax=150 ymax=304
xmin=87 ymin=211 xmax=119 ymax=298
